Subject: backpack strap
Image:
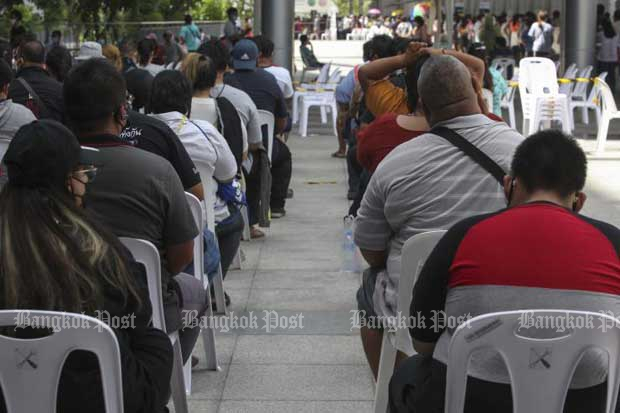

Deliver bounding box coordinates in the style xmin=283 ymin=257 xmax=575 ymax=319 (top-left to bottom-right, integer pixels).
xmin=17 ymin=78 xmax=48 ymax=118
xmin=431 ymin=126 xmax=506 ymax=186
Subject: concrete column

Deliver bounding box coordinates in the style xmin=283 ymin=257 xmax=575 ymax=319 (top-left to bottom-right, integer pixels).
xmin=564 ymin=0 xmax=597 ymax=69
xmin=254 ymin=0 xmax=262 ymax=36
xmin=446 ymin=0 xmax=454 ymax=48
xmin=261 ymin=0 xmax=294 ymax=73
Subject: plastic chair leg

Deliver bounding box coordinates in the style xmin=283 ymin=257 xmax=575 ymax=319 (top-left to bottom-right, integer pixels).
xmin=230 ymin=247 xmax=242 ymax=270
xmin=331 ymin=102 xmax=338 ymax=136
xmin=374 ymin=332 xmax=397 ymax=413
xmin=292 ymin=94 xmax=299 ymax=124
xmin=212 ymin=267 xmax=227 ymax=315
xmin=582 ymin=106 xmax=589 ymax=125
xmin=320 ymin=105 xmax=327 ymax=124
xmin=170 ymin=337 xmax=189 ymax=413
xmin=183 ymin=358 xmax=191 ymax=396
xmin=299 ymin=102 xmax=309 ymax=137
xmin=596 ymin=115 xmax=610 ymax=153
xmin=201 ymin=292 xmax=220 ymax=371
xmin=508 ymin=103 xmax=516 ymax=130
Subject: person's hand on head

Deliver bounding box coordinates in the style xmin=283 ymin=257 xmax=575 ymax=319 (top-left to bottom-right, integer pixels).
xmin=403 ymin=42 xmax=427 ymax=67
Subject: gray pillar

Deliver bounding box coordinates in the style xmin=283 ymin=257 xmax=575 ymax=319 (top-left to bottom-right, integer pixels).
xmin=254 ymin=0 xmax=262 ymax=36
xmin=261 ymin=0 xmax=294 ymax=73
xmin=446 ymin=0 xmax=454 ymax=48
xmin=564 ymin=0 xmax=597 ymax=69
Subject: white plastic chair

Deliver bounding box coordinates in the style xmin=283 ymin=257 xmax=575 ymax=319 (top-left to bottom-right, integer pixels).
xmin=184 ymin=192 xmax=220 ymax=380
xmin=298 ymin=92 xmax=338 ymax=138
xmin=373 ymin=231 xmax=447 ymax=413
xmin=519 ymin=57 xmax=572 ymax=135
xmin=257 ymin=109 xmax=275 ymax=162
xmin=570 ymin=65 xmax=594 ymax=124
xmin=501 ymin=81 xmax=518 ymax=130
xmin=491 ymin=57 xmax=516 ymax=79
xmin=192 ymin=158 xmax=228 ymax=315
xmin=595 ymin=78 xmax=620 ymax=154
xmin=118 ymin=237 xmax=188 ymax=413
xmin=558 ymin=63 xmax=579 ymax=97
xmin=571 ymin=71 xmax=606 ymax=126
xmin=0 ymin=310 xmax=124 ymax=413
xmin=482 ymin=88 xmax=494 ymax=113
xmin=445 ymin=310 xmax=620 ymax=413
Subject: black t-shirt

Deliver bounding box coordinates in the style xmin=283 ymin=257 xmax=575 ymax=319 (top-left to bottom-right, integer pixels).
xmin=120 ymin=111 xmax=201 ymax=190
xmin=225 ymin=69 xmax=288 ymax=119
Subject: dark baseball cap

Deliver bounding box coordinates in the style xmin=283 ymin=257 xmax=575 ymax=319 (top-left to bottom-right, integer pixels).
xmin=231 ymin=39 xmax=258 ymax=70
xmin=3 ymin=120 xmax=101 ymax=188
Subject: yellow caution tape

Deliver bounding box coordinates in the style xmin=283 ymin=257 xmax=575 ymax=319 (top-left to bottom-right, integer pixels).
xmin=575 ymin=77 xmax=590 ymax=83
xmin=558 ymin=78 xmax=573 ymax=84
xmin=509 ymin=81 xmax=519 ymax=87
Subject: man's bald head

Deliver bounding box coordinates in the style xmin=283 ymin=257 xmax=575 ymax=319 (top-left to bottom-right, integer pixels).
xmin=18 ymin=40 xmax=46 ymax=65
xmin=418 ymin=55 xmax=480 ymax=124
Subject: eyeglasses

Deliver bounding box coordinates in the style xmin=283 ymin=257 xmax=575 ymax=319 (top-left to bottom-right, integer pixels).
xmin=72 ymin=167 xmax=98 ymax=184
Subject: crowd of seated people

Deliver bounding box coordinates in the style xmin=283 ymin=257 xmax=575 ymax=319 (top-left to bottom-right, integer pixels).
xmin=339 ymin=19 xmax=620 ymax=413
xmin=0 ymin=26 xmax=295 ymax=411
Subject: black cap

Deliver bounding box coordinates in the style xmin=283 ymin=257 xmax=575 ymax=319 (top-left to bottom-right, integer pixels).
xmin=3 ymin=120 xmax=101 ymax=188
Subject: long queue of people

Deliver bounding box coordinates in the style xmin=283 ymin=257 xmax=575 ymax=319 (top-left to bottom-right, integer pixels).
xmin=338 ymin=27 xmax=620 ymax=413
xmin=0 ymin=30 xmax=294 ymax=412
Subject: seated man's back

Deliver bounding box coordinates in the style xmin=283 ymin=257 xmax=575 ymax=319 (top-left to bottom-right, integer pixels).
xmin=395 ymin=130 xmax=620 ymax=413
xmin=356 ymin=114 xmax=523 ymax=316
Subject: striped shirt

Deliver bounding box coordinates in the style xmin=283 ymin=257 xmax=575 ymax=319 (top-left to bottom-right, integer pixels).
xmin=354 ymin=114 xmax=524 ymax=318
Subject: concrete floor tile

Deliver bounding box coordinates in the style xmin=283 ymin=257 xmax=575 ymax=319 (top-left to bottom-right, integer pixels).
xmin=247 ymin=286 xmax=358 ymax=312
xmin=222 ymin=364 xmax=374 ymax=401
xmin=232 ymin=335 xmax=366 ymax=365
xmin=218 ymin=401 xmax=373 ymax=413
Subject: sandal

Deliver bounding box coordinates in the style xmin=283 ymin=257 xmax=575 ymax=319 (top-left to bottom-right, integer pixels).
xmin=331 ymin=151 xmax=346 ymax=158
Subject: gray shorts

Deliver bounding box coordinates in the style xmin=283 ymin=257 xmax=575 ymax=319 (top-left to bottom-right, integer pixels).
xmin=356 ymin=268 xmax=385 ymax=329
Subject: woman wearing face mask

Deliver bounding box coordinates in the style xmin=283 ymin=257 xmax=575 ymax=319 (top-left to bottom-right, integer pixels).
xmin=0 ymin=120 xmax=173 ymax=413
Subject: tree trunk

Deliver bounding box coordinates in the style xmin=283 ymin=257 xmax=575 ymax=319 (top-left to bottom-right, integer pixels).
xmin=348 ymin=0 xmax=353 ymax=14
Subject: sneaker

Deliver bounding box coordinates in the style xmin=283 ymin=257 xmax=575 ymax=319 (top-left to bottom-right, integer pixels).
xmin=286 ymin=188 xmax=294 ymax=199
xmin=271 ymin=208 xmax=286 ymax=218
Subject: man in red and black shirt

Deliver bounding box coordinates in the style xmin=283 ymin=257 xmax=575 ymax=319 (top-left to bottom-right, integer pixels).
xmin=389 ymin=130 xmax=620 ymax=413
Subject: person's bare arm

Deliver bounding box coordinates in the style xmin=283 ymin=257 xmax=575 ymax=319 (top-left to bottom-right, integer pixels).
xmin=423 ymin=47 xmax=485 ymax=87
xmin=187 ymin=182 xmax=204 ymax=201
xmin=275 ymin=117 xmax=287 ymax=134
xmin=360 ymin=248 xmax=388 ymax=269
xmin=358 ymin=42 xmax=426 ymax=92
xmin=166 ymin=240 xmax=194 ymax=275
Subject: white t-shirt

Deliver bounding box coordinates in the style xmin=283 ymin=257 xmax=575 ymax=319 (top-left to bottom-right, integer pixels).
xmin=529 ymin=21 xmax=553 ymax=53
xmin=263 ymin=66 xmax=294 ymax=98
xmin=151 ymin=112 xmax=238 ymax=223
xmin=191 ymin=97 xmax=218 ymax=126
xmin=138 ymin=63 xmax=164 ymax=77
xmin=597 ymin=32 xmax=620 ymax=62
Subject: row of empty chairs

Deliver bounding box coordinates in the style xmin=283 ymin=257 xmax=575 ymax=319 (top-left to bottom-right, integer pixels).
xmin=293 ymin=62 xmax=340 ymax=137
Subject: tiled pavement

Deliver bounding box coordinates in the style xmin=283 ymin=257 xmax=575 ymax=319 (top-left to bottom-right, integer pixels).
xmin=181 ymin=116 xmax=374 ymax=413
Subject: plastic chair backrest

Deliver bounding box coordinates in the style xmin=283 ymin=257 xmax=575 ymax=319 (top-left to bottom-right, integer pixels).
xmin=0 ymin=310 xmax=124 ymax=413
xmin=328 ymin=67 xmax=341 ymax=84
xmin=316 ymin=62 xmax=332 ymax=84
xmin=191 ymin=158 xmax=217 ymax=232
xmin=119 ymin=237 xmax=165 ymax=331
xmin=519 ymin=57 xmax=559 ymax=95
xmin=257 ymin=109 xmax=275 ymax=162
xmin=572 ymin=66 xmax=593 ymax=98
xmin=482 ymin=88 xmax=494 ymax=112
xmin=445 ymin=310 xmax=620 ymax=413
xmin=396 ymin=231 xmax=447 ymax=350
xmin=559 ymin=63 xmax=579 ymax=95
xmin=184 ymin=192 xmax=205 ymax=282
xmin=238 ymin=113 xmax=248 ymax=154
xmin=588 ymin=72 xmax=608 ymax=104
xmin=597 ymin=78 xmax=618 ymax=114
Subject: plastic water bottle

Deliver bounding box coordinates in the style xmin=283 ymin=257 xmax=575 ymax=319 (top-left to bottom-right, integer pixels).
xmin=342 ymin=215 xmax=361 ymax=273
